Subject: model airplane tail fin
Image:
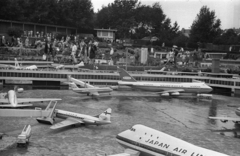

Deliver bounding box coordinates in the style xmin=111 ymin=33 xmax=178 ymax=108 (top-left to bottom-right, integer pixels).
xmin=14 ymin=58 xmax=20 ymax=68
xmin=69 ymin=82 xmax=79 ymax=90
xmin=67 ymin=75 xmax=71 ymax=81
xmin=118 ymin=68 xmax=137 ymax=82
xmin=160 ymin=67 xmax=166 ymax=71
xmin=97 ymin=108 xmax=112 ymax=121
xmin=36 ymin=101 xmax=57 ymax=125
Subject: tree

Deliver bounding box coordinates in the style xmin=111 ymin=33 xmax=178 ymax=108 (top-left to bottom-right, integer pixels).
xmin=0 ymin=0 xmax=94 ymax=30
xmin=96 ymin=0 xmax=140 ymax=39
xmin=217 ymin=29 xmax=239 ymax=45
xmin=190 ymin=6 xmax=221 ymax=44
xmin=95 ymin=1 xmax=179 ymax=43
xmin=172 ymin=33 xmax=189 ymax=48
xmin=7 ymin=27 xmax=23 ymax=37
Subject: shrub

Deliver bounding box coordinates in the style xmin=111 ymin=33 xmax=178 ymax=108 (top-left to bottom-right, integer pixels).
xmin=7 ymin=27 xmax=23 ymax=37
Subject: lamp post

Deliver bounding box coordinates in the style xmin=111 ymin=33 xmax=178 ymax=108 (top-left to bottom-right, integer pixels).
xmin=123 ymin=43 xmax=132 ymax=71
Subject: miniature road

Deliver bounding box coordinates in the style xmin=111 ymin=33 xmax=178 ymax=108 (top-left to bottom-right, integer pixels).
xmin=1 ymin=90 xmax=240 ymax=156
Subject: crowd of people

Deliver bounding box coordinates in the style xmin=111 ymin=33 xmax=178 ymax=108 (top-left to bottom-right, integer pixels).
xmin=165 ymin=47 xmax=203 ymax=68
xmin=43 ymin=36 xmax=98 ymax=64
xmin=0 ymin=34 xmax=99 ymax=65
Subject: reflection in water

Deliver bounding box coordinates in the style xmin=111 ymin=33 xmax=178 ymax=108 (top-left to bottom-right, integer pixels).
xmin=208 ymin=101 xmax=218 ymax=125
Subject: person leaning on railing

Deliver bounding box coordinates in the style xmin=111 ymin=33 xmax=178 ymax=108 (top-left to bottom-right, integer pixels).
xmin=1 ymin=36 xmax=6 ymax=47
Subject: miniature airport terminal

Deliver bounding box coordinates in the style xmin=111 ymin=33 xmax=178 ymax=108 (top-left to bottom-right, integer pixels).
xmin=2 ymin=4 xmax=240 ymax=155
xmin=0 ymin=89 xmax=240 ymax=156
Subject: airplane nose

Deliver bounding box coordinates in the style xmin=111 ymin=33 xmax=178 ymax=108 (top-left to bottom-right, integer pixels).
xmin=208 ymin=86 xmax=213 ymax=92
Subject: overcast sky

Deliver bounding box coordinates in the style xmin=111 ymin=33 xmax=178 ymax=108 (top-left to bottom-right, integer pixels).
xmin=91 ymin=0 xmax=240 ymax=30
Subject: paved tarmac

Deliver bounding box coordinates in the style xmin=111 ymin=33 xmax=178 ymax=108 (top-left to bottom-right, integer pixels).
xmin=0 ymin=90 xmax=240 ymax=156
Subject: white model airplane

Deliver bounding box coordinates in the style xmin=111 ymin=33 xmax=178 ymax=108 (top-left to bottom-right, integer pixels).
xmin=0 ymin=87 xmax=61 ymax=108
xmin=64 ymin=61 xmax=85 ymax=69
xmin=209 ymin=107 xmax=240 ymax=124
xmin=13 ymin=58 xmax=38 ymax=70
xmin=0 ymin=58 xmax=36 ymax=70
xmin=109 ymin=124 xmax=229 ymax=156
xmin=117 ymin=68 xmax=212 ymax=96
xmin=0 ymin=102 xmax=112 ymax=129
xmin=49 ymin=107 xmax=111 ymax=129
xmin=67 ymin=75 xmax=113 ymax=96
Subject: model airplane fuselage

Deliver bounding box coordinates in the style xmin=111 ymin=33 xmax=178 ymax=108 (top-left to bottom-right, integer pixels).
xmin=67 ymin=75 xmax=113 ymax=96
xmin=118 ymin=81 xmax=212 ymax=93
xmin=118 ymin=68 xmax=212 ymax=96
xmin=54 ymin=109 xmax=111 ymax=126
xmin=112 ymin=124 xmax=229 ymax=156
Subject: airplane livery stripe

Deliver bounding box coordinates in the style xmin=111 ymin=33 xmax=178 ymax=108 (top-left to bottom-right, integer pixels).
xmin=116 ymin=135 xmax=180 ymax=156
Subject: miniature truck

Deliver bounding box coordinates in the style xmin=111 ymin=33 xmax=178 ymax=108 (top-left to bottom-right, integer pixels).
xmin=17 ymin=125 xmax=31 ymax=147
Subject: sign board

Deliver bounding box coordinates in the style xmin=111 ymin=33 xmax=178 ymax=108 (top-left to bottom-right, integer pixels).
xmin=123 ymin=43 xmax=132 ymax=47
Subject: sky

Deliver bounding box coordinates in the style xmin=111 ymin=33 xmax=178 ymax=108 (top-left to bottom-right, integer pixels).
xmin=91 ymin=0 xmax=240 ymax=30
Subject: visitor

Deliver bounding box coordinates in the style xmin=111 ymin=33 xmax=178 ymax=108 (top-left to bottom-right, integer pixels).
xmin=11 ymin=36 xmax=16 ymax=46
xmin=185 ymin=51 xmax=190 ymax=66
xmin=181 ymin=51 xmax=186 ymax=66
xmin=25 ymin=37 xmax=29 ymax=48
xmin=1 ymin=36 xmax=6 ymax=47
xmin=173 ymin=48 xmax=179 ymax=67
xmin=71 ymin=42 xmax=77 ymax=64
xmin=89 ymin=40 xmax=97 ymax=64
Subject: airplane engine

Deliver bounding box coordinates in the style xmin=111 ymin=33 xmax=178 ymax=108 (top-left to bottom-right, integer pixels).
xmin=220 ymin=120 xmax=228 ymax=123
xmin=0 ymin=93 xmax=7 ymax=99
xmin=171 ymin=92 xmax=180 ymax=96
xmin=8 ymin=90 xmax=17 ymax=106
xmin=17 ymin=88 xmax=24 ymax=93
xmin=110 ymin=86 xmax=119 ymax=90
xmin=83 ymin=118 xmax=95 ymax=124
xmin=232 ymin=121 xmax=240 ymax=124
xmin=197 ymin=94 xmax=213 ymax=100
xmin=161 ymin=93 xmax=170 ymax=96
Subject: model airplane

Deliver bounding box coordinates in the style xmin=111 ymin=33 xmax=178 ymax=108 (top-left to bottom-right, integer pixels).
xmin=0 ymin=58 xmax=37 ymax=70
xmin=67 ymin=75 xmax=113 ymax=96
xmin=209 ymin=107 xmax=240 ymax=124
xmin=49 ymin=107 xmax=111 ymax=129
xmin=0 ymin=87 xmax=24 ymax=99
xmin=13 ymin=58 xmax=38 ymax=70
xmin=0 ymin=87 xmax=61 ymax=108
xmin=0 ymin=102 xmax=112 ymax=129
xmin=109 ymin=124 xmax=229 ymax=156
xmin=117 ymin=68 xmax=212 ymax=97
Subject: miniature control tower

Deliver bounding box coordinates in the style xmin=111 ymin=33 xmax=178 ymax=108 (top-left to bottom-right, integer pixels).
xmin=206 ymin=53 xmax=226 ymax=73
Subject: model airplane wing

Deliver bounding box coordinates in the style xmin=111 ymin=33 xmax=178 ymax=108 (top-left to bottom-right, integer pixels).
xmin=109 ymin=149 xmax=140 ymax=156
xmin=50 ymin=117 xmax=83 ymax=129
xmin=0 ymin=104 xmax=33 ymax=108
xmin=156 ymin=89 xmax=185 ymax=94
xmin=209 ymin=116 xmax=240 ymax=122
xmin=0 ymin=99 xmax=9 ymax=104
xmin=108 ymin=154 xmax=132 ymax=156
xmin=17 ymin=98 xmax=62 ymax=104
